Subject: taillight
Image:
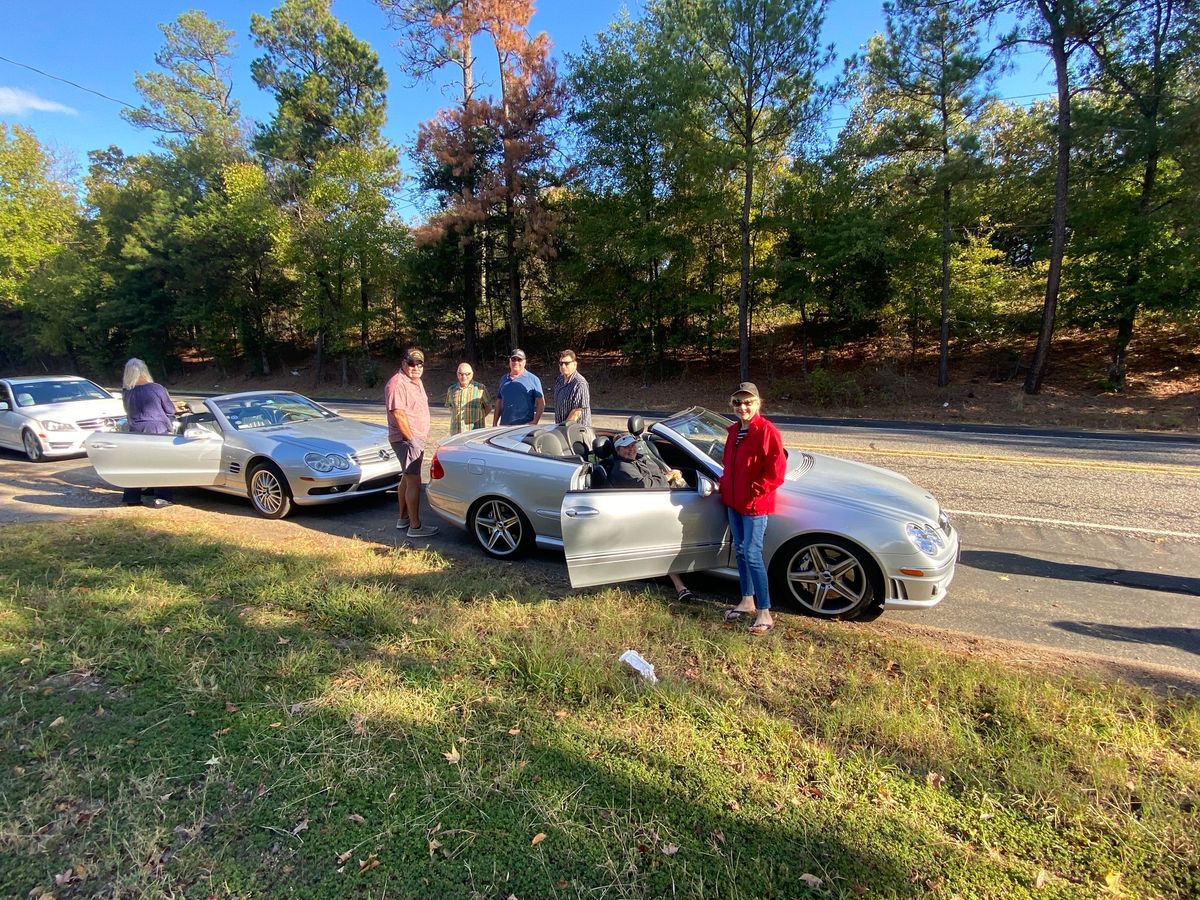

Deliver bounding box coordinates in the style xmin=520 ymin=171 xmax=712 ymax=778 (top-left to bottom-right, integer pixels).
xmin=430 ymin=453 xmax=444 ymax=480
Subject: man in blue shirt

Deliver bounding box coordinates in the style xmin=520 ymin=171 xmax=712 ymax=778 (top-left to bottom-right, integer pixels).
xmin=493 ymin=349 xmax=545 ymax=426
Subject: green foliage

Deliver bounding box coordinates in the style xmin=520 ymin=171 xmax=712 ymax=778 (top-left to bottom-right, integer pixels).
xmin=0 ymin=125 xmax=78 ymax=311
xmin=1 ymin=518 xmax=1197 ymax=897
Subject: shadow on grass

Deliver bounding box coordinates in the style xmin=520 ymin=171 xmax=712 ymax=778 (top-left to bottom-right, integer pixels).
xmin=0 ymin=520 xmax=934 ymax=899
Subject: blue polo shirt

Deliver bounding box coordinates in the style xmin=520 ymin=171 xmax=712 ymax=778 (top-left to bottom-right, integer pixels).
xmin=497 ymin=371 xmax=544 ymax=424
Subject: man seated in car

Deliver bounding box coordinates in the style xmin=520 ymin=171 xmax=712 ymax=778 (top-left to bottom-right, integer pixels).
xmin=608 ymin=433 xmax=695 ymax=601
xmin=609 ymin=433 xmax=687 ymax=489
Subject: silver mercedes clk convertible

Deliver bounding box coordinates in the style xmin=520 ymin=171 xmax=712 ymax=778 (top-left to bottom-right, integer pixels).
xmin=85 ymin=391 xmax=403 ymax=518
xmin=428 ymin=407 xmax=959 ymax=620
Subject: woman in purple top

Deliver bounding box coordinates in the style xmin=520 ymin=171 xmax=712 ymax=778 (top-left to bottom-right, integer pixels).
xmin=121 ymin=358 xmax=177 ymax=508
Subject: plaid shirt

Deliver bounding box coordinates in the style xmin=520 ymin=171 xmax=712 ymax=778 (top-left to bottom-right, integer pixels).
xmin=446 ymin=382 xmax=490 ymax=435
xmin=553 ymin=373 xmax=591 ymax=426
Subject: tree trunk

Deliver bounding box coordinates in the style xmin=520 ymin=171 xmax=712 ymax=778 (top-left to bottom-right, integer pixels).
xmin=739 ymin=144 xmax=753 ymax=383
xmin=1025 ymin=24 xmax=1072 ymax=395
xmin=1108 ymin=142 xmax=1160 ymax=389
xmin=506 ymin=191 xmax=521 ymax=351
xmin=938 ymin=183 xmax=952 ymax=387
xmin=463 ymin=228 xmax=478 ymax=365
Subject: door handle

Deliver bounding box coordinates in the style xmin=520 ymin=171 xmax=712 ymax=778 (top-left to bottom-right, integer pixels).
xmin=565 ymin=507 xmax=599 ymax=518
xmin=89 ymin=441 xmax=117 ymax=450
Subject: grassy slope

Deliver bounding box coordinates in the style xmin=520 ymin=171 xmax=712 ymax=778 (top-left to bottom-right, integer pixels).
xmin=1 ymin=518 xmax=1197 ymax=898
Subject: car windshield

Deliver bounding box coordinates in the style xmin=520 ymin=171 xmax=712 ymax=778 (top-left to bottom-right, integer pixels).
xmin=12 ymin=379 xmax=112 ymax=407
xmin=213 ymin=393 xmax=338 ymax=431
xmin=657 ymin=407 xmax=732 ymax=466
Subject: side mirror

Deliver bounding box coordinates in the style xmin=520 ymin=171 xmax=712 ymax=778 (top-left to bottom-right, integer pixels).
xmin=696 ymin=474 xmax=716 ymax=498
xmin=0 ymin=400 xmax=9 ymax=412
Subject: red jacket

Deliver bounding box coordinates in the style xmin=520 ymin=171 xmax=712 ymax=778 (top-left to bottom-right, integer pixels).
xmin=719 ymin=415 xmax=787 ymax=515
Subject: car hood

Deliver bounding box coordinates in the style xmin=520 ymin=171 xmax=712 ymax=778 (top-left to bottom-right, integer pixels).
xmin=784 ymin=451 xmax=941 ymax=522
xmin=24 ymin=398 xmax=125 ymax=424
xmin=254 ymin=417 xmax=391 ymax=454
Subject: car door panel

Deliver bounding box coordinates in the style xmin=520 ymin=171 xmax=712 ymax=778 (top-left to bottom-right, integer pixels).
xmin=86 ymin=432 xmax=225 ymax=487
xmin=561 ymin=487 xmax=731 ymax=588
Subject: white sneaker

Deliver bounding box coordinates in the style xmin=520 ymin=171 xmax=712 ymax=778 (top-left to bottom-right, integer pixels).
xmin=396 ymin=518 xmax=410 ymax=530
xmin=406 ymin=524 xmax=439 ymax=538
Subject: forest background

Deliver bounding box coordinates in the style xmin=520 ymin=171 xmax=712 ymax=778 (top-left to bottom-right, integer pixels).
xmin=1 ymin=0 xmax=1198 ymax=427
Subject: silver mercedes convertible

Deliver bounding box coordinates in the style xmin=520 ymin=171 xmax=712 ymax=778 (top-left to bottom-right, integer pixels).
xmin=85 ymin=391 xmax=402 ymax=518
xmin=428 ymin=407 xmax=959 ymax=620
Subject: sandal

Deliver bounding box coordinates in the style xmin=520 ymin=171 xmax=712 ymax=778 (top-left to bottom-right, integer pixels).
xmin=747 ymin=622 xmax=775 ymax=636
xmin=723 ymin=608 xmax=750 ymax=623
xmin=675 ymin=587 xmax=696 ymax=602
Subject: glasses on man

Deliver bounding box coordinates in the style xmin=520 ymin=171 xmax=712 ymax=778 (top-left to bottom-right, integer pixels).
xmin=558 ymin=360 xmax=574 ymax=366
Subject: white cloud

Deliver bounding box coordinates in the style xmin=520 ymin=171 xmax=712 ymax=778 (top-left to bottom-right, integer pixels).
xmin=0 ymin=87 xmax=77 ymax=116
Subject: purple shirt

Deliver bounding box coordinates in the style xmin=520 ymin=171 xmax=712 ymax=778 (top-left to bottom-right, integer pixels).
xmin=123 ymin=383 xmax=176 ymax=434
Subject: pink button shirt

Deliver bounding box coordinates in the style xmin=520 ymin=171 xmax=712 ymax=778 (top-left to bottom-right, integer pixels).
xmin=385 ymin=370 xmax=431 ymax=446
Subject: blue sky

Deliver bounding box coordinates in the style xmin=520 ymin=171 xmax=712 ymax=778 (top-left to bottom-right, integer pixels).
xmin=2 ymin=0 xmax=1052 ymax=206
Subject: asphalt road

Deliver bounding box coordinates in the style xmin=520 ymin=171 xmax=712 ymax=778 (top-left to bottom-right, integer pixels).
xmin=3 ymin=403 xmax=1197 ymax=682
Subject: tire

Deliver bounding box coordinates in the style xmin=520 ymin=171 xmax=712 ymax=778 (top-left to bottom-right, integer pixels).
xmin=22 ymin=429 xmax=44 ymax=462
xmin=248 ymin=462 xmax=293 ymax=519
xmin=469 ymin=497 xmax=534 ymax=559
xmin=769 ymin=535 xmax=882 ymax=620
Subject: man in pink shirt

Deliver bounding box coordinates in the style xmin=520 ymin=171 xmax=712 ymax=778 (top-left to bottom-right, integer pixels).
xmin=385 ymin=348 xmax=438 ymax=538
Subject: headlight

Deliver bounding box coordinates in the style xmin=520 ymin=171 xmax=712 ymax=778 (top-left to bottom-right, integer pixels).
xmin=41 ymin=420 xmax=74 ymax=432
xmin=906 ymin=523 xmax=945 ymax=555
xmin=304 ymin=452 xmax=350 ymax=473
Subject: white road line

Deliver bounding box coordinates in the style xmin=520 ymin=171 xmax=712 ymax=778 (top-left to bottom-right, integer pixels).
xmin=946 ymin=509 xmax=1200 ymax=540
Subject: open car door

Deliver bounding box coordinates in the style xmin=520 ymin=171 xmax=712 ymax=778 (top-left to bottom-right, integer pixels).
xmin=561 ymin=476 xmax=731 ymax=588
xmin=85 ymin=431 xmax=224 ymax=488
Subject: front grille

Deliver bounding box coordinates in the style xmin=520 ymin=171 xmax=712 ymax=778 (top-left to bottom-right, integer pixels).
xmin=349 ymin=446 xmax=395 ymax=465
xmin=76 ymin=417 xmax=117 ymax=431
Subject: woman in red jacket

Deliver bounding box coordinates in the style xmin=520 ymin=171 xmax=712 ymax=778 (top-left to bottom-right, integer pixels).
xmin=719 ymin=382 xmax=787 ymax=634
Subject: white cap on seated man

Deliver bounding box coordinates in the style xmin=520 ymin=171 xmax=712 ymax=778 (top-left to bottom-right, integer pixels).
xmin=612 ymin=433 xmax=686 ymax=488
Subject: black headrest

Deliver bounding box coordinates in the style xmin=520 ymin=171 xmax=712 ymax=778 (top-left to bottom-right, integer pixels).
xmin=627 ymin=414 xmax=644 ymax=435
xmin=592 ymin=435 xmax=614 ymax=459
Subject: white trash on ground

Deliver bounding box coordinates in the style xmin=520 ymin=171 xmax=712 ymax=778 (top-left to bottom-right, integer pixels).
xmin=619 ymin=650 xmax=659 ymax=684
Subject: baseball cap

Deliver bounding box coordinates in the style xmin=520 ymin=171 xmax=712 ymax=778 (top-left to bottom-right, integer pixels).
xmin=405 ymin=348 xmax=425 ymax=365
xmin=509 ymin=349 xmax=526 ymax=360
xmin=731 ymin=381 xmax=759 ymax=399
xmin=614 ymin=433 xmax=639 ymax=448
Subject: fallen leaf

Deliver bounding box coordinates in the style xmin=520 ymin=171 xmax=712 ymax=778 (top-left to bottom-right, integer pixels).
xmin=555 ymin=879 xmax=569 ymax=888
xmin=276 ymin=637 xmax=290 ymax=645
xmin=205 ymin=756 xmax=221 ymax=767
xmin=661 ymin=843 xmax=679 ymax=856
xmin=349 ymin=713 xmax=366 ymax=735
xmin=1104 ymin=872 xmax=1123 ymax=893
xmin=531 ymin=832 xmax=546 ymax=846
xmin=48 ymin=716 xmax=66 ymax=728
xmin=290 ymin=819 xmax=308 ymax=836
xmin=269 ymin=722 xmax=282 ymax=728
xmin=554 ymin=710 xmax=568 ymax=719
xmin=347 ymin=813 xmax=366 ymax=824
xmin=428 ymin=838 xmax=442 ymax=857
xmin=358 ymin=855 xmax=380 ymax=873
xmin=225 ymin=702 xmax=239 ymax=713
xmin=443 ymin=746 xmax=461 ymax=764
xmin=19 ymin=657 xmax=31 ymax=665
xmin=1035 ymin=869 xmax=1048 ymax=889
xmin=926 ymin=771 xmax=945 ymax=789
xmin=336 ymin=850 xmax=353 ymax=865
xmin=507 ymin=727 xmax=520 ymax=736
xmin=998 ymin=575 xmax=1010 ymax=581
xmin=799 ymin=873 xmax=823 ymax=889
xmin=213 ymin=727 xmax=231 ymax=737
xmin=53 ymin=868 xmax=75 ymax=885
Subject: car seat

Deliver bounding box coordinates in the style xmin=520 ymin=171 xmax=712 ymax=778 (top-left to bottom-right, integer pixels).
xmin=565 ymin=422 xmax=594 ymax=461
xmin=533 ymin=428 xmax=571 ymax=457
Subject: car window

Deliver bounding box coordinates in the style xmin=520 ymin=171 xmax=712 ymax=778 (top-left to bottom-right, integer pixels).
xmin=214 ymin=393 xmax=338 ymax=430
xmin=658 ymin=408 xmax=731 ymax=466
xmin=17 ymin=379 xmax=111 ymax=406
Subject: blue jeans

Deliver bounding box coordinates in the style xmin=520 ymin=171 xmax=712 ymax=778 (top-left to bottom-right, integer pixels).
xmin=727 ymin=509 xmax=770 ymax=610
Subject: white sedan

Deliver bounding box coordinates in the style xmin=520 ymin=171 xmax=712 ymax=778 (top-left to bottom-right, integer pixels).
xmin=0 ymin=376 xmax=126 ymax=461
